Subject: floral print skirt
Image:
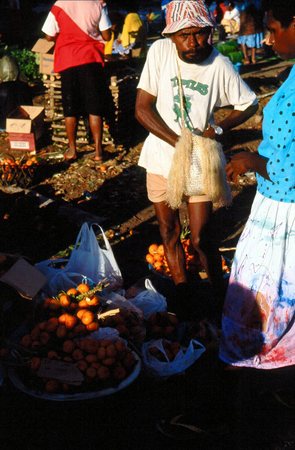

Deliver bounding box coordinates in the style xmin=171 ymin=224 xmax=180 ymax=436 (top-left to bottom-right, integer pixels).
xmin=220 ymin=191 xmax=295 ymax=369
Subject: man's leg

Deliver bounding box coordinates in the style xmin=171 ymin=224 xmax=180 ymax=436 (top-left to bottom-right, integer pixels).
xmin=154 ymin=201 xmax=186 ymax=285
xmin=89 ymin=114 xmax=103 ymax=161
xmin=64 ymin=116 xmax=78 ymax=160
xmin=188 ymin=201 xmax=226 ymax=313
xmin=241 ymin=43 xmax=250 ymax=64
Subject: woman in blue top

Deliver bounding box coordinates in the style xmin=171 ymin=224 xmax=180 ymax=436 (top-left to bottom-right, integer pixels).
xmin=220 ymin=0 xmax=295 ymax=370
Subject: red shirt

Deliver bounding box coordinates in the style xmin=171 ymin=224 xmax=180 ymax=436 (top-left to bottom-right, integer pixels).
xmin=42 ymin=1 xmax=111 ymax=73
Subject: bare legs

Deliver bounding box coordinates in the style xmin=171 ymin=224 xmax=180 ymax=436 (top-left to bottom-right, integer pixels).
xmin=64 ymin=114 xmax=103 ymax=161
xmin=89 ymin=114 xmax=103 ymax=161
xmin=241 ymin=44 xmax=257 ymax=64
xmin=154 ymin=201 xmax=187 ymax=285
xmin=153 ymin=200 xmax=225 ymax=318
xmin=64 ymin=116 xmax=78 ymax=160
xmin=154 ymin=200 xmax=223 ymax=287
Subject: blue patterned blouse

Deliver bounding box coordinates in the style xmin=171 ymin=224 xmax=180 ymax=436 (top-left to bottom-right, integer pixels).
xmin=256 ymin=65 xmax=295 ymax=203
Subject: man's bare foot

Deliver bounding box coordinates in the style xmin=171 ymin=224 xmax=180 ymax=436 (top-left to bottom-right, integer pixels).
xmin=86 ymin=152 xmax=104 ymax=162
xmin=63 ymin=149 xmax=78 ymax=161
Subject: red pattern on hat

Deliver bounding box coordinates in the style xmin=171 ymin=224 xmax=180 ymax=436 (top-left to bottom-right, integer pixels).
xmin=162 ymin=0 xmax=215 ymax=35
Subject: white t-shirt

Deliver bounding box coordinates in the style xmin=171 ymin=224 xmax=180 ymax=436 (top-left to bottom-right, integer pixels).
xmin=137 ymin=38 xmax=256 ymax=178
xmin=223 ymin=7 xmax=240 ymax=25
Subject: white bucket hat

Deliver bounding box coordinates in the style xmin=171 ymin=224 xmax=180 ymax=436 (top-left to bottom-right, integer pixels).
xmin=162 ymin=0 xmax=215 ymax=35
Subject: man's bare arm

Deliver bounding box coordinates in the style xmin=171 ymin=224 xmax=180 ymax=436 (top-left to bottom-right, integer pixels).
xmin=135 ymin=88 xmax=179 ymax=147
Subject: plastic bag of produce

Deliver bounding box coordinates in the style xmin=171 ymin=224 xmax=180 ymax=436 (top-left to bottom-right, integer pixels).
xmin=0 ymin=55 xmax=19 ymax=82
xmin=65 ymin=223 xmax=122 ymax=288
xmin=36 ymin=222 xmax=123 ymax=296
xmin=130 ymin=279 xmax=167 ymax=319
xmin=141 ymin=338 xmax=205 ymax=378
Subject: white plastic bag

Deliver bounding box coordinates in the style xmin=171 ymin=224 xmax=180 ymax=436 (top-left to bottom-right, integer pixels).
xmin=35 ymin=222 xmax=122 ymax=296
xmin=141 ymin=338 xmax=205 ymax=378
xmin=64 ymin=222 xmax=101 ymax=284
xmin=130 ymin=279 xmax=167 ymax=319
xmin=93 ymin=224 xmax=122 ymax=289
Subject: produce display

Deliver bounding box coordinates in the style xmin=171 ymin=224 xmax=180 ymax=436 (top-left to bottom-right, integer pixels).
xmin=98 ymin=308 xmax=146 ymax=345
xmin=145 ymin=312 xmax=179 ymax=340
xmin=0 ymin=273 xmax=219 ymax=398
xmin=0 ymin=282 xmax=140 ymax=398
xmin=0 ymin=154 xmax=41 ymax=187
xmin=148 ymin=339 xmax=181 ymax=362
xmin=146 ymin=240 xmax=230 ymax=279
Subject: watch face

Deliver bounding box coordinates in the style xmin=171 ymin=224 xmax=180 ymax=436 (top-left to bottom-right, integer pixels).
xmin=214 ymin=126 xmax=223 ymax=135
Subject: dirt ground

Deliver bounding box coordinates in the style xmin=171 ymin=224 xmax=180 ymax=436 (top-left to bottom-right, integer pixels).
xmin=0 ymin=57 xmax=294 ymax=450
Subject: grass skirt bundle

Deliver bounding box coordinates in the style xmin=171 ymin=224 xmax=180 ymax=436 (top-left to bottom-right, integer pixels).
xmin=166 ymin=128 xmax=232 ymax=209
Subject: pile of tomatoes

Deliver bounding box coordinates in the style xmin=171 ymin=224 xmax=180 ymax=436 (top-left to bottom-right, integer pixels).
xmin=0 ymin=154 xmax=40 ymax=187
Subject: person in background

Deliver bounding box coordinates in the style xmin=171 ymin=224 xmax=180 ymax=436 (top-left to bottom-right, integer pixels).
xmin=104 ymin=11 xmax=125 ymax=58
xmin=220 ymin=0 xmax=295 ymax=370
xmin=120 ymin=8 xmax=147 ymax=58
xmin=238 ymin=2 xmax=264 ymax=64
xmin=221 ymin=1 xmax=240 ymax=35
xmin=42 ymin=1 xmax=111 ymax=162
xmin=135 ymin=0 xmax=258 ymax=320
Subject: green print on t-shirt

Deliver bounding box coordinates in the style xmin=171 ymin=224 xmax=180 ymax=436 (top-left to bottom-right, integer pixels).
xmin=171 ymin=76 xmax=209 ymax=129
xmin=171 ymin=76 xmax=209 ymax=96
xmin=173 ymin=93 xmax=193 ymax=130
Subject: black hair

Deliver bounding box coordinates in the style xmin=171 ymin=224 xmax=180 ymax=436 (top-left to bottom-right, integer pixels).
xmin=262 ymin=0 xmax=295 ymax=28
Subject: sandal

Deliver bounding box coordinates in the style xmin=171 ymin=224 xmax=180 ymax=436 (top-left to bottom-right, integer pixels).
xmin=156 ymin=413 xmax=228 ymax=441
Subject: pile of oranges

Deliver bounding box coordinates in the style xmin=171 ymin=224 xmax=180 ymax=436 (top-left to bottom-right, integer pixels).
xmin=146 ymin=240 xmax=230 ymax=279
xmin=0 ymin=281 xmax=138 ymax=395
xmin=0 ymin=154 xmax=40 ymax=187
xmin=146 ymin=239 xmax=201 ymax=277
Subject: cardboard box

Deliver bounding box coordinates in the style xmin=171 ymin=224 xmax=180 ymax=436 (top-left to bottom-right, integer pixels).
xmin=6 ymin=105 xmax=45 ymax=153
xmin=0 ymin=258 xmax=47 ymax=300
xmin=39 ymin=53 xmax=55 ymax=75
xmin=31 ymin=38 xmax=55 ymax=75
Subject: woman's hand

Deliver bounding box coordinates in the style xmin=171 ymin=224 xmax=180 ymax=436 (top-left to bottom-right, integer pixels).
xmin=226 ymin=152 xmax=255 ymax=183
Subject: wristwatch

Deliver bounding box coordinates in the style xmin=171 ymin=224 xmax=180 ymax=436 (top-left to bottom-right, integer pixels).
xmin=211 ymin=124 xmax=224 ymax=136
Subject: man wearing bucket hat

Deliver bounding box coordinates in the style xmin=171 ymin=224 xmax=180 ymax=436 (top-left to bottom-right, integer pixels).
xmin=135 ymin=0 xmax=258 ymax=320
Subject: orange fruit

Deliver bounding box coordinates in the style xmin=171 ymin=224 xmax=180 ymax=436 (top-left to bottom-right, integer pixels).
xmin=86 ymin=295 xmax=100 ymax=306
xmin=67 ymin=287 xmax=78 ymax=296
xmin=64 ymin=314 xmax=78 ymax=330
xmin=20 ymin=334 xmax=32 ymax=348
xmin=157 ymin=244 xmax=165 ymax=256
xmin=62 ymin=339 xmax=75 ymax=354
xmin=153 ymin=261 xmax=163 ymax=271
xmin=81 ymin=310 xmax=95 ymax=326
xmin=148 ymin=243 xmax=158 ymax=255
xmin=86 ymin=321 xmax=99 ymax=332
xmin=77 ymin=283 xmax=90 ymax=294
xmin=145 ymin=254 xmax=154 ymax=264
xmin=59 ymin=294 xmax=71 ymax=308
xmin=76 ymin=309 xmax=86 ymax=320
xmin=153 ymin=253 xmax=163 ymax=262
xmin=44 ymin=379 xmax=60 ymax=393
xmin=47 ymin=350 xmax=59 ymax=360
xmin=78 ymin=299 xmax=89 ymax=308
xmin=56 ymin=325 xmax=67 ymax=339
xmin=30 ymin=356 xmax=41 ymax=371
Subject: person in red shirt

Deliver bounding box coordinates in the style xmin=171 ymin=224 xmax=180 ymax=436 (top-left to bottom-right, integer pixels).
xmin=42 ymin=1 xmax=112 ymax=162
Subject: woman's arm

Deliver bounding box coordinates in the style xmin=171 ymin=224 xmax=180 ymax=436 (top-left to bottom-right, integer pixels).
xmin=226 ymin=151 xmax=270 ymax=183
